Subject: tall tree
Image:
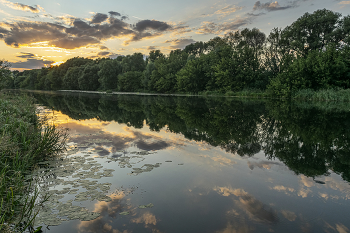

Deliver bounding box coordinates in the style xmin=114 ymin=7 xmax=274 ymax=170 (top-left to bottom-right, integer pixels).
xmin=78 ymin=63 xmax=100 ymax=91
xmin=98 ymin=59 xmax=122 ymax=90
xmin=282 ymin=9 xmax=347 ymax=57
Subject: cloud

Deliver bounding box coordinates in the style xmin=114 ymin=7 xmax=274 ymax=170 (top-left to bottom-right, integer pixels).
xmin=272 ymin=185 xmax=295 ymax=194
xmin=49 ymin=36 xmax=100 ymax=49
xmin=170 ymin=22 xmax=192 ymax=35
xmin=253 ymin=1 xmax=294 ymax=11
xmin=214 ymin=187 xmax=279 ymax=223
xmin=131 ymin=212 xmax=157 ymax=226
xmin=2 ymin=21 xmax=67 ymax=48
xmin=147 ymin=46 xmax=157 ymax=50
xmin=64 ymin=123 xmax=174 ymax=155
xmin=78 ymin=192 xmax=128 ymax=233
xmin=164 ymin=38 xmax=196 ymax=49
xmin=211 ymin=155 xmax=237 ymax=166
xmin=91 ymin=13 xmax=108 ymax=24
xmin=135 ymin=140 xmax=170 ymax=151
xmin=16 ymin=52 xmax=36 ymax=58
xmin=196 ymin=21 xmax=217 ymax=34
xmin=94 ymin=146 xmax=110 ymax=156
xmin=246 ymin=12 xmax=266 ymax=17
xmin=96 ymin=51 xmax=118 ymax=58
xmin=97 ymin=51 xmax=112 ymax=56
xmin=197 ymin=17 xmax=251 ymax=35
xmin=134 ymin=20 xmax=172 ymax=32
xmin=214 ymin=5 xmax=243 ymax=18
xmin=200 ymin=4 xmax=243 ymax=19
xmin=56 ymin=15 xmax=76 ymax=26
xmin=108 ymin=11 xmax=121 ymax=17
xmin=11 ymin=58 xmax=54 ymax=69
xmin=247 ymin=160 xmax=282 ymax=170
xmin=281 ymin=210 xmax=297 ymax=221
xmin=100 ymin=45 xmax=108 ymax=50
xmin=121 ymin=16 xmax=128 ymax=21
xmin=121 ymin=19 xmax=175 ymax=45
xmin=339 ymin=1 xmax=350 ymax=4
xmin=0 ymin=13 xmax=175 ymax=49
xmin=0 ymin=0 xmax=43 ymax=13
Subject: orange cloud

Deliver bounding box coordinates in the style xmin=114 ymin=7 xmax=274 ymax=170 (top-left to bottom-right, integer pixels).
xmin=0 ymin=0 xmax=44 ymax=13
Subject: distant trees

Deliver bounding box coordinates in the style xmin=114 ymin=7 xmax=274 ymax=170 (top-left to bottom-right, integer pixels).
xmin=5 ymin=8 xmax=350 ymax=97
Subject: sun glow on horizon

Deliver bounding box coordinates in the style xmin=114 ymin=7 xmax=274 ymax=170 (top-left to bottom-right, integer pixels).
xmin=51 ymin=61 xmax=65 ymax=66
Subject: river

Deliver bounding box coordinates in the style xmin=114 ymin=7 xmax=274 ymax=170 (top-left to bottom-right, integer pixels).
xmin=25 ymin=91 xmax=350 ymax=233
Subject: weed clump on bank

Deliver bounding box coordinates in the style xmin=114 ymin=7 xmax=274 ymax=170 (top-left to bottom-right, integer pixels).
xmin=0 ymin=93 xmax=67 ymax=232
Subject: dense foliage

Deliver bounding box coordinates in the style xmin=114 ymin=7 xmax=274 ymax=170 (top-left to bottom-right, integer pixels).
xmin=2 ymin=9 xmax=350 ymax=97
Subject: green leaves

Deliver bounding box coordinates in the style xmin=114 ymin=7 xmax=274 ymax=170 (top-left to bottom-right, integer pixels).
xmin=282 ymin=9 xmax=345 ymax=57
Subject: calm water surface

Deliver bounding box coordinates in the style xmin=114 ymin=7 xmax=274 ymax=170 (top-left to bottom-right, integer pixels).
xmin=26 ymin=91 xmax=350 ymax=233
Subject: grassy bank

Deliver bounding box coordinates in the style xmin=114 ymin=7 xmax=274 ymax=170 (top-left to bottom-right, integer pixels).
xmin=0 ymin=93 xmax=67 ymax=232
xmin=292 ymin=89 xmax=350 ymax=102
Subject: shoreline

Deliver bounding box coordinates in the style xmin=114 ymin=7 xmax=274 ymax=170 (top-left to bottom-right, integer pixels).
xmin=57 ymin=90 xmax=268 ymax=99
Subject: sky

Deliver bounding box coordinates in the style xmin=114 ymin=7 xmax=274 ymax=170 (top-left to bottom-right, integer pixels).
xmin=0 ymin=0 xmax=349 ymax=70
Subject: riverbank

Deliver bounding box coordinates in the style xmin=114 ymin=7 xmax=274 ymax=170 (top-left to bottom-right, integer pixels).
xmin=58 ymin=88 xmax=350 ymax=102
xmin=58 ymin=89 xmax=269 ymax=99
xmin=0 ymin=93 xmax=67 ymax=232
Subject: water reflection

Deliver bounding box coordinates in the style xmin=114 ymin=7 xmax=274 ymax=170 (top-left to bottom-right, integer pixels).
xmin=21 ymin=91 xmax=350 ymax=233
xmin=31 ymin=91 xmax=350 ymax=182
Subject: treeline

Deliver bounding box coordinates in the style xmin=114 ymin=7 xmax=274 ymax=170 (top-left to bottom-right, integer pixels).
xmin=31 ymin=91 xmax=350 ymax=182
xmin=4 ymin=9 xmax=350 ymax=97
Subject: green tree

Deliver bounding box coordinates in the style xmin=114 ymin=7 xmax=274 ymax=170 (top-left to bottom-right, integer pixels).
xmin=47 ymin=66 xmax=61 ymax=90
xmin=176 ymin=53 xmax=213 ymax=93
xmin=264 ymin=27 xmax=294 ymax=79
xmin=118 ymin=71 xmax=143 ymax=92
xmin=35 ymin=68 xmax=49 ymax=90
xmin=121 ymin=53 xmax=146 ymax=73
xmin=78 ymin=63 xmax=100 ymax=91
xmin=63 ymin=66 xmax=83 ymax=90
xmin=267 ymin=45 xmax=350 ymax=97
xmin=153 ymin=49 xmax=188 ymax=93
xmin=282 ymin=9 xmax=348 ymax=57
xmin=98 ymin=59 xmax=122 ymax=90
xmin=147 ymin=50 xmax=165 ymax=63
xmin=142 ymin=62 xmax=156 ymax=91
xmin=183 ymin=42 xmax=207 ymax=56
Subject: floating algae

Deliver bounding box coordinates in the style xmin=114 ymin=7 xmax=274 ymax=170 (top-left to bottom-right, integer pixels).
xmin=130 ymin=163 xmax=162 ymax=175
xmin=138 ymin=203 xmax=154 ymax=209
xmin=31 ymin=148 xmax=160 ymax=227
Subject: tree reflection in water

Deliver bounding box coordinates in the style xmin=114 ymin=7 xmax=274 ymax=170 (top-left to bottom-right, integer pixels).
xmin=31 ymin=91 xmax=350 ymax=183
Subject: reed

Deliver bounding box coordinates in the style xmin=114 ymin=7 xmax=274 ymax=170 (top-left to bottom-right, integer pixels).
xmin=0 ymin=93 xmax=67 ymax=232
xmin=293 ymin=89 xmax=350 ymax=102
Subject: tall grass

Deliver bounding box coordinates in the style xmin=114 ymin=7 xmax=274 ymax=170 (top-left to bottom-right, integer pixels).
xmin=0 ymin=93 xmax=67 ymax=232
xmin=293 ymin=89 xmax=350 ymax=102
